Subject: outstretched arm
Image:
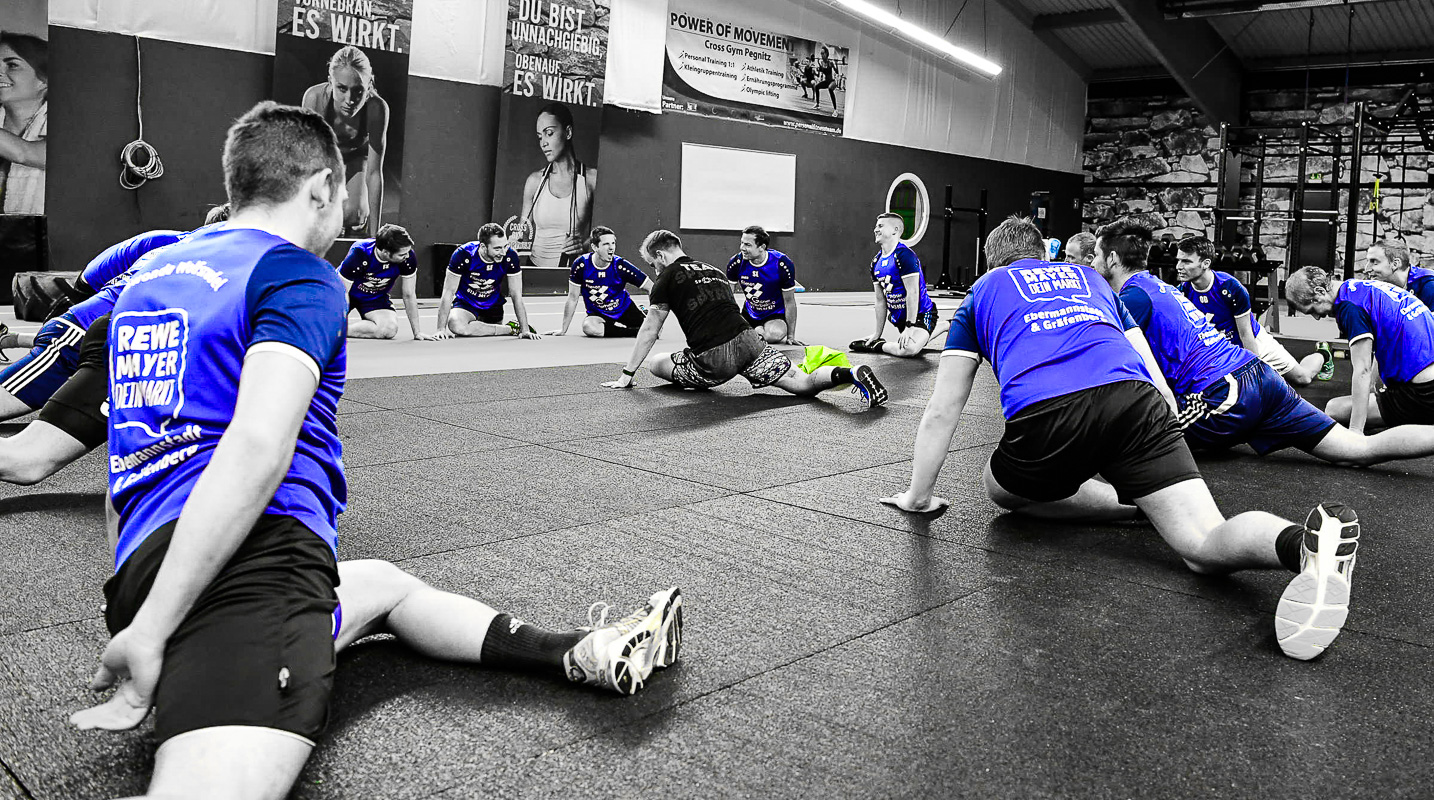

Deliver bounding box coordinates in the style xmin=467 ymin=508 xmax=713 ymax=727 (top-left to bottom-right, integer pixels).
xmin=882 ymin=354 xmax=979 ymax=511
xmin=604 ymin=305 xmax=669 ymax=388
xmin=1348 ymin=337 xmax=1375 ymax=434
xmin=1235 ymin=313 xmax=1260 ymax=355
xmin=550 ymin=282 xmax=582 ymax=335
xmin=507 ymin=273 xmax=541 ymax=339
xmin=870 ymin=284 xmax=888 ymax=342
xmin=782 ymin=288 xmax=802 ymax=344
xmin=434 ymin=271 xmax=460 ymax=339
xmin=399 ymin=274 xmax=433 ymax=340
xmin=364 ymin=101 xmax=390 ymax=236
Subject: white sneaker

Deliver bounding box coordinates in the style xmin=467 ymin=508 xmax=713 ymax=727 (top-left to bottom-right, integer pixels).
xmin=563 ymin=587 xmax=683 ymax=695
xmin=1275 ymin=504 xmax=1359 ymax=660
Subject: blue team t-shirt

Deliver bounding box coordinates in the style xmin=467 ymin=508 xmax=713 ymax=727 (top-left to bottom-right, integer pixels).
xmin=447 ymin=243 xmax=521 ymax=311
xmin=1120 ymin=271 xmax=1256 ymax=395
xmin=727 ymin=249 xmax=796 ymax=321
xmin=1179 ymin=270 xmax=1262 ymax=345
xmin=569 ymin=253 xmax=647 ymax=319
xmin=872 ymin=242 xmax=936 ymax=326
xmin=1404 ymin=266 xmax=1434 ymax=311
xmin=944 ymin=258 xmax=1151 ymax=418
xmin=1333 ymin=280 xmax=1434 ymax=384
xmin=339 ymin=239 xmax=418 ymax=302
xmin=108 ymin=227 xmax=349 ymax=570
xmin=80 ymin=230 xmax=185 ymax=292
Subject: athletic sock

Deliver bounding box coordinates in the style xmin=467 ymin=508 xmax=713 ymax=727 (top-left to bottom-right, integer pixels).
xmin=479 ymin=613 xmax=584 ymax=673
xmin=830 ymin=367 xmax=854 ymax=385
xmin=1275 ymin=524 xmax=1306 ymax=573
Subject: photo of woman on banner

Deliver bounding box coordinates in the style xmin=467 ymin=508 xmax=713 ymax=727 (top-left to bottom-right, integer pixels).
xmin=0 ymin=31 xmax=48 ymax=215
xmin=811 ymin=46 xmax=839 ymax=113
xmin=514 ymin=102 xmax=598 ymax=270
xmin=302 ymin=44 xmax=389 ymax=236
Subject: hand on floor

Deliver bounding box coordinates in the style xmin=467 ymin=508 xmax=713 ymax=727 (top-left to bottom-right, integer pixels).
xmin=879 ymin=491 xmax=950 ymax=514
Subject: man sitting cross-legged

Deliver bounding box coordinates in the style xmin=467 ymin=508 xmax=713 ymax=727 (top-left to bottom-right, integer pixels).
xmin=549 ymin=226 xmax=653 ymax=338
xmin=881 ymin=215 xmax=1361 ymax=662
xmin=602 ymin=229 xmax=888 ymax=407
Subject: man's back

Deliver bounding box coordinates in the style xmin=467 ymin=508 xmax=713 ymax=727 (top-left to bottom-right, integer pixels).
xmin=649 ymin=256 xmax=749 ymax=353
xmin=1121 ymin=271 xmax=1255 ymax=395
xmin=1334 ymin=279 xmax=1434 ymax=383
xmin=944 ymin=258 xmax=1150 ymax=418
xmin=108 ymin=226 xmax=349 ymax=568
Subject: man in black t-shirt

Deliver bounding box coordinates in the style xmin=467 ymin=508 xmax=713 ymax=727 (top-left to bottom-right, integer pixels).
xmin=602 ymin=230 xmax=887 ymax=407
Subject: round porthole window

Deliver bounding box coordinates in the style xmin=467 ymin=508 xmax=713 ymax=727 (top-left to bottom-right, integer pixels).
xmin=885 ymin=173 xmax=930 ymax=247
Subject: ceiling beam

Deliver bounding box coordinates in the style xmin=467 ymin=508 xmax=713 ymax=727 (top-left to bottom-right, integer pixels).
xmin=1160 ymin=0 xmax=1404 ymax=19
xmin=1032 ymin=9 xmax=1125 ymax=30
xmin=1243 ymin=46 xmax=1434 ymax=72
xmin=988 ymin=0 xmax=1093 ymax=80
xmin=1109 ymin=0 xmax=1244 ymax=124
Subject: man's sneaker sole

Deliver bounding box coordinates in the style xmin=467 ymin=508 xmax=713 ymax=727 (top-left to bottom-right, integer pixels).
xmin=651 ymin=587 xmax=683 ymax=670
xmin=1275 ymin=503 xmax=1359 ymax=661
xmin=852 ymin=365 xmax=888 ymax=408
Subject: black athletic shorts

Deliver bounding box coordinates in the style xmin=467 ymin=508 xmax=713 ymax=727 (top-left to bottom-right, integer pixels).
xmin=104 ymin=515 xmax=341 ymax=745
xmin=602 ymin=303 xmax=645 ymax=338
xmin=741 ymin=308 xmax=783 ymax=330
xmin=894 ymin=306 xmax=939 ymax=334
xmin=37 ymin=313 xmax=110 ymax=448
xmin=1375 ymin=380 xmax=1434 ymax=427
xmin=990 ymin=380 xmax=1201 ymax=505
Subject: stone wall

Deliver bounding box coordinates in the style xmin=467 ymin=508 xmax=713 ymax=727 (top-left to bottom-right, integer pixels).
xmin=1082 ymin=83 xmax=1433 ymax=269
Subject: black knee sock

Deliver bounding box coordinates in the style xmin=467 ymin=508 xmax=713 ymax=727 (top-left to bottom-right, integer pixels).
xmin=830 ymin=367 xmax=853 ymax=385
xmin=1276 ymin=525 xmax=1306 ymax=573
xmin=479 ymin=614 xmax=584 ymax=674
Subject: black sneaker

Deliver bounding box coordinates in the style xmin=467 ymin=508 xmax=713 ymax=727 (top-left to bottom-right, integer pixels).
xmin=850 ymin=365 xmax=888 ymax=408
xmin=849 ymin=338 xmax=885 ymax=353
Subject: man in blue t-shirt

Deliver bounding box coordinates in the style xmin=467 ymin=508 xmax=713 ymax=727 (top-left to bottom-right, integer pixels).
xmin=851 ymin=212 xmax=948 ymax=357
xmin=1363 ymin=238 xmax=1434 ymax=311
xmin=1176 ymin=236 xmax=1332 ymax=385
xmin=1287 ymin=266 xmax=1434 ymax=433
xmin=881 ymin=215 xmax=1361 ymax=662
xmin=1102 ymin=219 xmax=1434 ymax=469
xmin=69 ymin=102 xmax=683 ymax=799
xmin=549 ymin=226 xmax=652 ymax=338
xmin=727 ymin=225 xmax=802 ymax=345
xmin=337 ymin=223 xmax=435 ymax=341
xmin=436 ymin=222 xmax=541 ymax=339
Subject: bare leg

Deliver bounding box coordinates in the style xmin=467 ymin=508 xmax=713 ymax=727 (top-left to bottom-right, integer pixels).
xmin=1133 ymin=478 xmax=1287 ymax=574
xmin=347 ymin=308 xmax=399 ymax=340
xmin=1325 ymin=394 xmax=1384 ymax=427
xmin=579 ymin=316 xmax=608 ymax=338
xmin=335 ymin=560 xmax=498 ymax=657
xmin=447 ymin=307 xmax=512 ymax=338
xmin=0 ymin=388 xmax=33 ymax=422
xmin=1281 ymin=353 xmax=1325 ymax=387
xmin=646 ymin=353 xmax=677 ymax=383
xmin=1310 ymin=422 xmax=1434 ymax=466
xmin=880 ymin=326 xmax=932 ymax=358
xmin=141 ymin=725 xmax=312 ymax=800
xmin=0 ymin=420 xmax=90 ymax=485
xmin=759 ymin=319 xmax=788 ymax=344
xmin=983 ymin=459 xmax=1140 ymax=522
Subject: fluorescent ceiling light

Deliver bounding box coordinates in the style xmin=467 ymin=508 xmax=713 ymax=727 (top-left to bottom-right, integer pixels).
xmin=827 ymin=0 xmax=1002 ymax=77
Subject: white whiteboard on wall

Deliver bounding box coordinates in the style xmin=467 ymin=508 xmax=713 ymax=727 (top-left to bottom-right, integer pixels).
xmin=680 ymin=144 xmax=796 ymax=232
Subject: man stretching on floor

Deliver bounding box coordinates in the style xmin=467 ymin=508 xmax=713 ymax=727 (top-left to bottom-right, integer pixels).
xmin=1098 ymin=217 xmax=1434 ymax=468
xmin=436 ymin=222 xmax=540 ymax=339
xmin=68 ymin=102 xmax=682 ymax=800
xmin=602 ymin=229 xmax=887 ymax=407
xmin=1177 ymin=235 xmax=1332 ymax=385
xmin=1286 ymin=266 xmax=1434 ymax=432
xmin=727 ymin=225 xmax=802 ymax=345
xmin=549 ymin=226 xmax=652 ymax=338
xmin=851 ymin=212 xmax=947 ymax=357
xmin=1362 ymin=238 xmax=1434 ymax=310
xmin=881 ymin=215 xmax=1360 ymax=661
xmin=337 ymin=223 xmax=435 ymax=340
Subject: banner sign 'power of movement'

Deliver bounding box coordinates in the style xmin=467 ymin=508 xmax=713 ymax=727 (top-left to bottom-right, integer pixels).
xmin=661 ymin=12 xmax=851 ymax=136
xmin=504 ymin=0 xmax=611 ymax=108
xmin=274 ymin=0 xmax=414 ymax=238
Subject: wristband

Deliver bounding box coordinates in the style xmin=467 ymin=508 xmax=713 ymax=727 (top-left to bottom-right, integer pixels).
xmin=622 ymin=368 xmax=636 ymax=377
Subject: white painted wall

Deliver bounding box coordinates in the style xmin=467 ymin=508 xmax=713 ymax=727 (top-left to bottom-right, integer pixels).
xmin=50 ymin=0 xmax=1084 ymax=171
